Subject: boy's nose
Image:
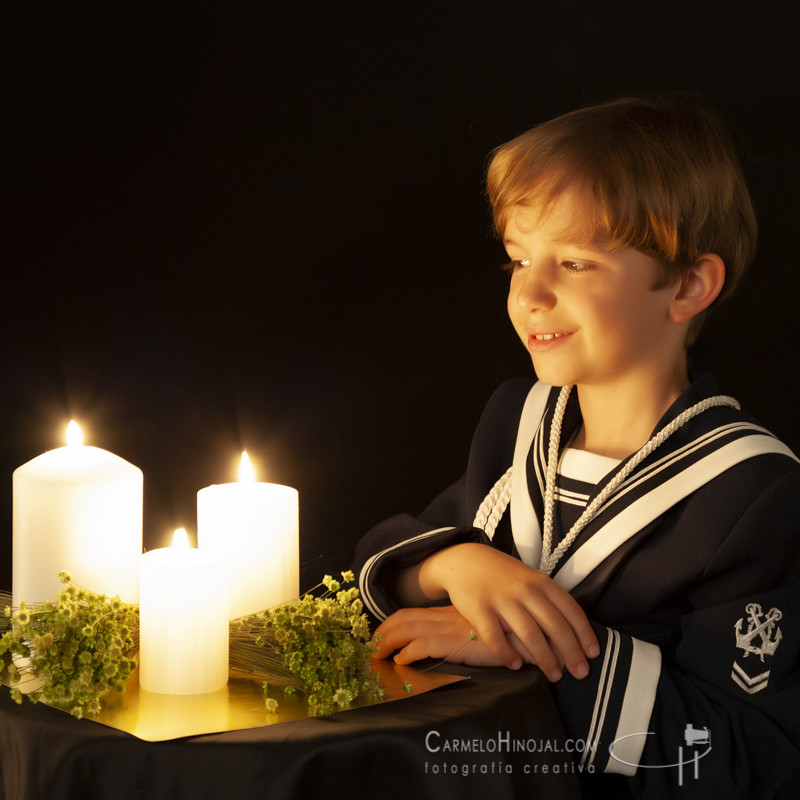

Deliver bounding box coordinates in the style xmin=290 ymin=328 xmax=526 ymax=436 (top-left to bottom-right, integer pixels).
xmin=513 ymin=265 xmax=556 ymax=311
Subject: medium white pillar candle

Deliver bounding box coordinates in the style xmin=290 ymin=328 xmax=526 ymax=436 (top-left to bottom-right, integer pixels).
xmin=139 ymin=529 xmax=229 ymax=695
xmin=12 ymin=421 xmax=143 ymax=606
xmin=197 ymin=452 xmax=299 ymax=619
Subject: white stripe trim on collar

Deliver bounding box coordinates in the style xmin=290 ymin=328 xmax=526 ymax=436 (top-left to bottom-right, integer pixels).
xmin=583 ymin=422 xmax=779 ymax=531
xmin=553 ymin=434 xmax=799 ymax=591
xmin=510 ymin=381 xmax=551 ymax=568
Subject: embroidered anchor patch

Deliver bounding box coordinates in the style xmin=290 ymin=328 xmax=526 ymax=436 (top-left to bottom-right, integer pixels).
xmin=730 ymin=603 xmax=783 ymax=694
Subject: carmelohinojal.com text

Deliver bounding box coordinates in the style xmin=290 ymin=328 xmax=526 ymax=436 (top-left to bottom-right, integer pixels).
xmin=423 ymin=730 xmax=597 ymax=777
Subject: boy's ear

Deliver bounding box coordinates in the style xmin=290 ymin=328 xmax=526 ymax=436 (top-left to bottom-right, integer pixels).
xmin=669 ymin=253 xmax=725 ymax=324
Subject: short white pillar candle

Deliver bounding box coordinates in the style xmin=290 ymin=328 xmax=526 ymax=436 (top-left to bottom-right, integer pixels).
xmin=139 ymin=529 xmax=229 ymax=695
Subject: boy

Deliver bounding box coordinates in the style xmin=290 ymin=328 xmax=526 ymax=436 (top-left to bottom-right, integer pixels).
xmin=352 ymin=96 xmax=800 ymax=798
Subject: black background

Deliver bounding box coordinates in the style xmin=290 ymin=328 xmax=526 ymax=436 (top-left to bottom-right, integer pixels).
xmin=3 ymin=2 xmax=799 ymax=592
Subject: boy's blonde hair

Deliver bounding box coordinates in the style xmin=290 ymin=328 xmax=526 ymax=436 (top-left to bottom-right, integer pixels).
xmin=487 ymin=95 xmax=757 ymax=343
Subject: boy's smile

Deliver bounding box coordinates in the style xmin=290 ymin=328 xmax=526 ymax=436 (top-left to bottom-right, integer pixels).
xmin=504 ymin=189 xmax=687 ymax=397
xmin=526 ymin=329 xmax=574 ymax=352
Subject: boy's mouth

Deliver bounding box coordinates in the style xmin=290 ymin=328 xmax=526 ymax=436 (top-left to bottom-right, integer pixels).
xmin=531 ymin=332 xmax=568 ymax=341
xmin=526 ymin=330 xmax=574 ymax=351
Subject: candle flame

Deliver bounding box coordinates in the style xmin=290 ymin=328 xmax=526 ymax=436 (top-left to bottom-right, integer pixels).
xmin=239 ymin=451 xmax=256 ymax=483
xmin=172 ymin=528 xmax=191 ymax=549
xmin=66 ymin=420 xmax=83 ymax=447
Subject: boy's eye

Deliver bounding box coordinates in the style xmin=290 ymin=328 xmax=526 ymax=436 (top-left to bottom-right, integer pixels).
xmin=501 ymin=259 xmax=530 ymax=273
xmin=562 ymin=260 xmax=592 ymax=273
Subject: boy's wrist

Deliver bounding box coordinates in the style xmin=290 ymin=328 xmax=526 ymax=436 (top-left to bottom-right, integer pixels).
xmin=391 ymin=555 xmax=449 ymax=607
xmin=389 ymin=541 xmax=489 ymax=608
xmin=418 ymin=542 xmax=482 ymax=602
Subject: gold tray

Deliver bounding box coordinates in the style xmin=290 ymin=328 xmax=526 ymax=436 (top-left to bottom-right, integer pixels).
xmin=6 ymin=661 xmax=467 ymax=741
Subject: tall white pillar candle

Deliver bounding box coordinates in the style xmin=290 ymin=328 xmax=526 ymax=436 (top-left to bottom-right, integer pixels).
xmin=197 ymin=452 xmax=299 ymax=619
xmin=139 ymin=529 xmax=229 ymax=695
xmin=12 ymin=421 xmax=143 ymax=606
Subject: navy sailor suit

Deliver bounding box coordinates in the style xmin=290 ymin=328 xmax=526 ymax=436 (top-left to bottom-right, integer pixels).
xmin=352 ymin=373 xmax=800 ymax=799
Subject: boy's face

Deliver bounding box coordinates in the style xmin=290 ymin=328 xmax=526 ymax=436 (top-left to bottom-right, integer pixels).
xmin=504 ymin=190 xmax=684 ymax=392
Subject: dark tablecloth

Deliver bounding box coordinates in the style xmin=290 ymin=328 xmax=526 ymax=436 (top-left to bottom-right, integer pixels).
xmin=1 ymin=664 xmax=583 ymax=800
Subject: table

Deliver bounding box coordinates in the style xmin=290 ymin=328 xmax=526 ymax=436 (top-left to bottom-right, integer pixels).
xmin=1 ymin=664 xmax=582 ymax=800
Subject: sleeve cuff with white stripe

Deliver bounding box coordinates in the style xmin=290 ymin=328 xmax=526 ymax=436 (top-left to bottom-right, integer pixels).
xmin=556 ymin=625 xmax=662 ymax=776
xmin=356 ymin=522 xmax=490 ymax=623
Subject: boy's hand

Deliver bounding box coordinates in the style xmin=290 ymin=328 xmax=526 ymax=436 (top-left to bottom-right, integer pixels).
xmin=409 ymin=543 xmax=599 ymax=681
xmin=373 ymin=605 xmax=536 ymax=668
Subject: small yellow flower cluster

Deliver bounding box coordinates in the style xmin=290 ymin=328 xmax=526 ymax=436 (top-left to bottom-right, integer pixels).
xmin=0 ymin=572 xmax=138 ymax=718
xmin=230 ymin=571 xmax=383 ymax=717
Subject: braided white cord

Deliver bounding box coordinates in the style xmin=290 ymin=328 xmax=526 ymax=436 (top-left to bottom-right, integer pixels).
xmin=540 ymin=385 xmax=573 ymax=569
xmin=538 ymin=389 xmax=741 ymax=575
xmin=472 ymin=466 xmax=513 ymax=539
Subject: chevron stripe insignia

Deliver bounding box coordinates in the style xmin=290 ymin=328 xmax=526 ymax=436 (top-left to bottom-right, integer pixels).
xmin=730 ymin=661 xmax=770 ymax=694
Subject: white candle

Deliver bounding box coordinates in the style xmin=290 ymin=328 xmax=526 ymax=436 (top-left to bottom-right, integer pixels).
xmin=139 ymin=529 xmax=229 ymax=695
xmin=197 ymin=452 xmax=299 ymax=619
xmin=12 ymin=421 xmax=143 ymax=606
